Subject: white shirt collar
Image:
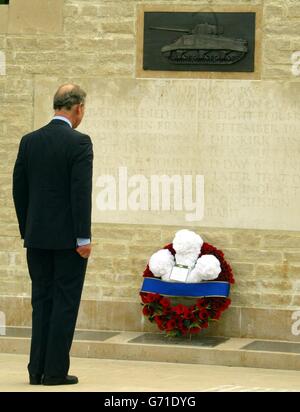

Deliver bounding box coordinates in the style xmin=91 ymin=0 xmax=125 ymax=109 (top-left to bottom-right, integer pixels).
xmin=52 ymin=116 xmax=72 ymax=128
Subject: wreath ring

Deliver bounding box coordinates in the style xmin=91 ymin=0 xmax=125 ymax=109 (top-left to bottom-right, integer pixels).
xmin=140 ymin=242 xmax=234 ymax=337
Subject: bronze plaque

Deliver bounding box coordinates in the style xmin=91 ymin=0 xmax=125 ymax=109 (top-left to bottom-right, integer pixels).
xmin=143 ymin=12 xmax=256 ymax=72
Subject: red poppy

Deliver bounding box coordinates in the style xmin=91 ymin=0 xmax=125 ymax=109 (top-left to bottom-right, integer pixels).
xmin=196 ymin=299 xmax=208 ymax=309
xmin=199 ymin=309 xmax=209 ymax=321
xmin=142 ymin=306 xmax=151 ymax=316
xmin=189 ymin=326 xmax=201 ymax=334
xmin=212 ymin=310 xmax=222 ymax=320
xmin=173 ymin=304 xmax=185 ymax=315
xmin=166 ymin=319 xmax=176 ymax=331
xmin=160 ymin=297 xmax=171 ymax=308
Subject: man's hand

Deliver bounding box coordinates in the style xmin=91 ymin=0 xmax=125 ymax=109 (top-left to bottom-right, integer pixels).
xmin=76 ymin=244 xmax=92 ymax=259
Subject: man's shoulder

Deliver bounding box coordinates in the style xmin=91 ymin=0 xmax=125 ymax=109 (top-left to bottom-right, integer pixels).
xmin=71 ymin=128 xmax=89 ymax=139
xmin=21 ymin=123 xmax=51 ymax=140
xmin=50 ymin=123 xmax=91 ymax=142
xmin=20 ymin=124 xmax=92 ymax=147
xmin=20 ymin=129 xmax=40 ymax=145
xmin=71 ymin=129 xmax=93 ymax=146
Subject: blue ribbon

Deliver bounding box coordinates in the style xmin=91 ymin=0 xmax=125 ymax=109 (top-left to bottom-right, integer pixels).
xmin=141 ymin=278 xmax=230 ymax=298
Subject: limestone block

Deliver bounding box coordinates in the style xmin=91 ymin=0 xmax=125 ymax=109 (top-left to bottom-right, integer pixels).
xmin=113 ymin=257 xmax=133 ymax=272
xmin=0 ymin=251 xmax=10 ymax=266
xmin=64 ymin=16 xmax=101 ymax=34
xmin=0 ymin=5 xmax=8 ymax=34
xmin=129 ymin=256 xmax=148 ymax=273
xmin=115 ymin=38 xmax=135 ymax=53
xmin=230 ymin=262 xmax=255 ymax=278
xmin=232 ymin=291 xmax=262 ymax=306
xmin=0 ymin=223 xmax=19 ymax=237
xmin=88 ymin=256 xmax=114 ymax=272
xmin=265 ymin=22 xmax=300 ymax=36
xmin=264 ymin=49 xmax=293 ymax=65
xmin=8 ymin=0 xmax=63 ymax=34
xmin=135 ymin=228 xmax=162 ymax=242
xmin=290 ymin=294 xmax=300 ymax=307
xmin=231 ymin=232 xmax=262 ymax=248
xmin=223 ymin=248 xmax=283 ymax=264
xmin=69 ymin=37 xmax=115 ymax=52
xmin=98 ymin=4 xmax=135 ymax=18
xmin=264 ymin=4 xmax=284 ymax=19
xmin=198 ymin=231 xmax=232 ymax=248
xmin=0 ymin=236 xmax=19 ymax=251
xmin=80 ymin=5 xmax=99 ymax=16
xmin=0 ymin=206 xmax=15 ymax=222
xmin=93 ymin=226 xmax=135 ymax=240
xmin=264 ymin=38 xmax=291 ymax=51
xmin=258 ymin=279 xmax=293 ymax=292
xmin=0 ymin=50 xmax=5 ymax=75
xmin=240 ymin=307 xmax=299 ymax=340
xmin=128 ymin=244 xmax=158 ymax=257
xmin=63 ymin=4 xmax=79 ymax=18
xmin=0 ymin=36 xmax=6 ymax=49
xmin=288 ymin=264 xmax=300 ymax=278
xmin=262 ymin=234 xmax=300 ymax=248
xmin=101 ymin=21 xmax=135 ymax=35
xmin=260 ymin=293 xmax=292 ymax=307
xmin=255 ymin=263 xmax=287 ymax=279
xmin=287 ymin=6 xmax=300 ymax=17
xmin=102 ymin=243 xmax=128 ymax=256
xmin=262 ymin=65 xmax=297 ymax=80
xmin=6 ymin=36 xmax=38 ymax=50
xmin=284 ymin=251 xmax=300 ymax=263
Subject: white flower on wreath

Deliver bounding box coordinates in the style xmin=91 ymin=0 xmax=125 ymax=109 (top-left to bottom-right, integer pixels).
xmin=173 ymin=229 xmax=203 ymax=267
xmin=149 ymin=249 xmax=175 ymax=281
xmin=188 ymin=254 xmax=221 ymax=282
xmin=148 ymin=229 xmax=221 ymax=283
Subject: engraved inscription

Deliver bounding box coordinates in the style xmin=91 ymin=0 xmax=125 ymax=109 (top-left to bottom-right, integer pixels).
xmin=34 ymin=78 xmax=300 ymax=230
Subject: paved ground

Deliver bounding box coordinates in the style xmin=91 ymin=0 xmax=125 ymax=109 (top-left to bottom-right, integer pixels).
xmin=0 ymin=353 xmax=299 ymax=392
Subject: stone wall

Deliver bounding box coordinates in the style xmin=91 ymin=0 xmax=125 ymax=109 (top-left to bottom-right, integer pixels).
xmin=0 ymin=0 xmax=300 ymax=332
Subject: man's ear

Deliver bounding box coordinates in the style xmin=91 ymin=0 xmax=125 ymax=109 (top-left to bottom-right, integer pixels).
xmin=75 ymin=104 xmax=81 ymax=115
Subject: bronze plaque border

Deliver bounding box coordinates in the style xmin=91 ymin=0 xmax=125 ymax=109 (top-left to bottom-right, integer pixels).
xmin=136 ymin=4 xmax=262 ymax=80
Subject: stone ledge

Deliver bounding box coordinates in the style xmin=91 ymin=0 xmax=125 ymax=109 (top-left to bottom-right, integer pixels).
xmin=0 ymin=296 xmax=299 ymax=342
xmin=1 ymin=328 xmax=300 ymax=371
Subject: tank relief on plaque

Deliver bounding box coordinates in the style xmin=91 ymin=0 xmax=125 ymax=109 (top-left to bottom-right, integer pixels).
xmin=143 ymin=12 xmax=256 ymax=73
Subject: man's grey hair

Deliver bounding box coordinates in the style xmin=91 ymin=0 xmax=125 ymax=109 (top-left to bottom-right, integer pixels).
xmin=53 ymin=84 xmax=87 ymax=111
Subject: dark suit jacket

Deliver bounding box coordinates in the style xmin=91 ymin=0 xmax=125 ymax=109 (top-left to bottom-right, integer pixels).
xmin=13 ymin=119 xmax=93 ymax=249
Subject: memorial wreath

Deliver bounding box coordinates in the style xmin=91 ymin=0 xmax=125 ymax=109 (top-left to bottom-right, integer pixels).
xmin=140 ymin=230 xmax=234 ymax=337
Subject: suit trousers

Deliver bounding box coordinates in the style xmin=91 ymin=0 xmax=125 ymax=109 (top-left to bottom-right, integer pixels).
xmin=26 ymin=248 xmax=87 ymax=377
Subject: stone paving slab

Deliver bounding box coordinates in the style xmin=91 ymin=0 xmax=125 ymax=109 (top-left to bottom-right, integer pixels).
xmin=128 ymin=333 xmax=229 ymax=347
xmin=241 ymin=340 xmax=300 ymax=354
xmin=0 ymin=354 xmax=300 ymax=392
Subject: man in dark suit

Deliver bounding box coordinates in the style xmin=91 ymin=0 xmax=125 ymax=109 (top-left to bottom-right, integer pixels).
xmin=13 ymin=84 xmax=93 ymax=386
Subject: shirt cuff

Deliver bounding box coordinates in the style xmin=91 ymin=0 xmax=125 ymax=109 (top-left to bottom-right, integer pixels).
xmin=77 ymin=238 xmax=91 ymax=247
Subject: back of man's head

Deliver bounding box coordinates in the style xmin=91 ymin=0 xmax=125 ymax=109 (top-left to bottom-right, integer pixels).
xmin=53 ymin=84 xmax=86 ymax=111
